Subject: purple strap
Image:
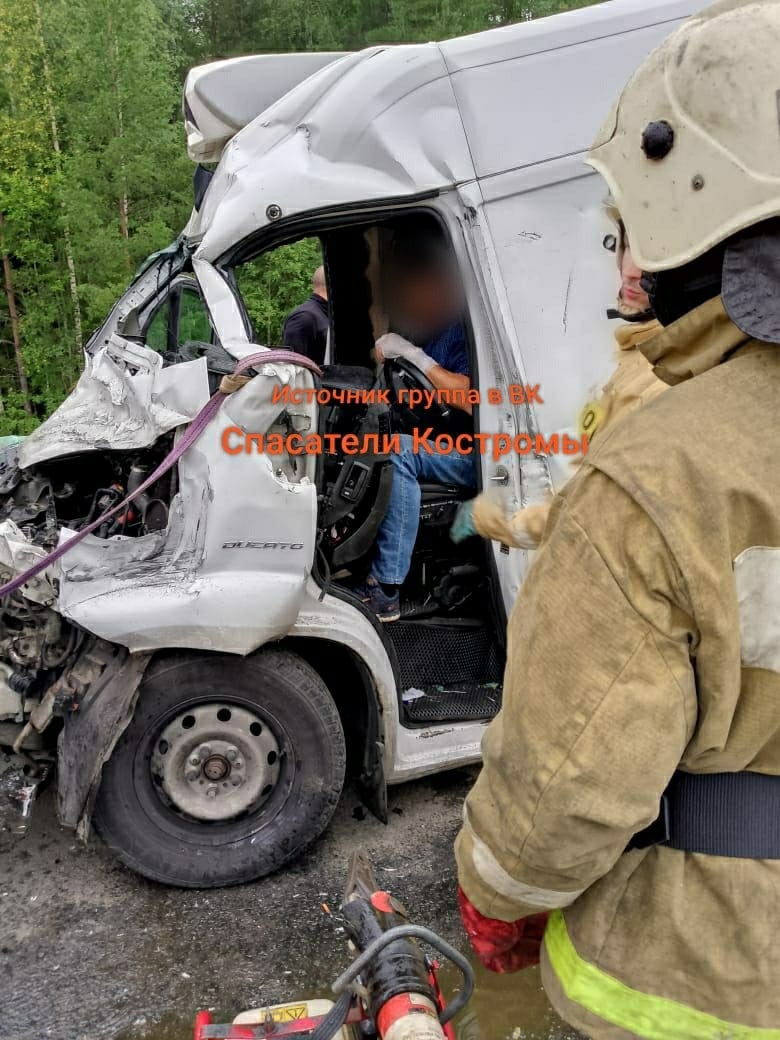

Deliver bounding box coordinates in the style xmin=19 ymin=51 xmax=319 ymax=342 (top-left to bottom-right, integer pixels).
xmin=0 ymin=350 xmax=322 ymax=600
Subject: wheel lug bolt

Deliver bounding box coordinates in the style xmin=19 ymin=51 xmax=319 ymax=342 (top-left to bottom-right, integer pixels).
xmin=186 ymin=770 xmax=199 ymax=782
xmin=226 ymin=747 xmax=238 ymax=762
xmin=206 ymin=785 xmax=218 ymax=798
xmin=188 ymin=755 xmax=200 ymax=767
xmin=198 ymin=745 xmax=212 ymax=760
xmin=230 ymin=776 xmax=242 ymax=787
xmin=233 ymin=760 xmax=243 ymax=770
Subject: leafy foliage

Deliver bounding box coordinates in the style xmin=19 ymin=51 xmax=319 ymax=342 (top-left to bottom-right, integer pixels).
xmin=0 ymin=0 xmax=600 ymax=435
xmin=236 ymin=239 xmax=324 ymax=346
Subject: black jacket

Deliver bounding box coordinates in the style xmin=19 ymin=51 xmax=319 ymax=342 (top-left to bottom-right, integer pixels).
xmin=281 ymin=294 xmax=329 ymax=365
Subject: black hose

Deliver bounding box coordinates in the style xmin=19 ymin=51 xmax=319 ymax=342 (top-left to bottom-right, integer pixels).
xmin=332 ymin=924 xmax=475 ymax=1026
xmin=309 ymin=990 xmax=354 ymax=1040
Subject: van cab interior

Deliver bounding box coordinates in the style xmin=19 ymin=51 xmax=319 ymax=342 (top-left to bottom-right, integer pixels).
xmin=152 ymin=210 xmax=506 ymax=727
xmin=316 ymin=213 xmax=505 ymax=727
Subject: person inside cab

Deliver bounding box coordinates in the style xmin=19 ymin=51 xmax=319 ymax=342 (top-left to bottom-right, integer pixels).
xmin=452 ymin=201 xmax=665 ymax=548
xmin=281 ymin=265 xmax=329 ymax=366
xmin=354 ymin=229 xmax=476 ymax=621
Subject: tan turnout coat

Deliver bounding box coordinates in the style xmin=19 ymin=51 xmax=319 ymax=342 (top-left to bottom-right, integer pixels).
xmin=456 ymin=298 xmax=780 ymax=1038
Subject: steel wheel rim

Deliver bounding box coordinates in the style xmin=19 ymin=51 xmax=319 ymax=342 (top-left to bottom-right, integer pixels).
xmin=150 ymin=702 xmax=281 ymax=823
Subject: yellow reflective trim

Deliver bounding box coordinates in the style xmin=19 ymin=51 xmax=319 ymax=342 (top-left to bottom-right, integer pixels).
xmin=545 ymin=910 xmax=780 ymax=1040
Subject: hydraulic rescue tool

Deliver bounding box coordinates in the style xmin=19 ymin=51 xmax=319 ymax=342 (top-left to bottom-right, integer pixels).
xmin=192 ymin=853 xmax=474 ymax=1039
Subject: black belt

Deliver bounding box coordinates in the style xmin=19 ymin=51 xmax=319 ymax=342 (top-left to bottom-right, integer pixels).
xmin=628 ymin=770 xmax=780 ymax=858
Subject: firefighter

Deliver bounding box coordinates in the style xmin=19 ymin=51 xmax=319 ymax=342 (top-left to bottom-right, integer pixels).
xmin=455 ymin=2 xmax=780 ymax=1037
xmin=451 ymin=202 xmax=665 ymax=549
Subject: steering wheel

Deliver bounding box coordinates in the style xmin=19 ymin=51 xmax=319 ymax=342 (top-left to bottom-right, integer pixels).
xmin=383 ymin=357 xmax=471 ymax=436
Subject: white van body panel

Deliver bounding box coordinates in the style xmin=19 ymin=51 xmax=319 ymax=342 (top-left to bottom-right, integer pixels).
xmin=188 ymin=44 xmax=476 ymax=265
xmin=440 ymin=0 xmax=703 ymax=178
xmin=188 ymin=0 xmax=705 ymax=356
xmin=179 ymin=0 xmax=709 ymax=781
xmin=289 ymin=579 xmax=489 ymax=783
xmin=187 ymin=0 xmax=704 ymax=257
xmin=483 ymin=165 xmax=618 ymax=490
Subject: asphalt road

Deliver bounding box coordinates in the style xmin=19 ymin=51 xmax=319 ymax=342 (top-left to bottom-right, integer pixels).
xmin=0 ymin=769 xmax=576 ymax=1040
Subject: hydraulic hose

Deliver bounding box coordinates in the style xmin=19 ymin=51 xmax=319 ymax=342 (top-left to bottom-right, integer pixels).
xmin=332 ymin=924 xmax=474 ymax=1027
xmin=308 ymin=990 xmax=354 ymax=1040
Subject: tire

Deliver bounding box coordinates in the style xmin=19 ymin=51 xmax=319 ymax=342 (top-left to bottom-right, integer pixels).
xmin=93 ymin=649 xmax=346 ymax=888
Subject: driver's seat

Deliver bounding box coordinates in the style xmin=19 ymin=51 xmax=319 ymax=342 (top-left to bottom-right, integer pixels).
xmin=419 ymin=482 xmax=473 ymax=528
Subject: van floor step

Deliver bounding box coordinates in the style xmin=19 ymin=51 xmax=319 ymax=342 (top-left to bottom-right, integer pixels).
xmin=403 ymin=682 xmax=502 ymax=723
xmin=385 ymin=616 xmax=504 ymax=722
xmin=388 ymin=619 xmax=503 ymax=688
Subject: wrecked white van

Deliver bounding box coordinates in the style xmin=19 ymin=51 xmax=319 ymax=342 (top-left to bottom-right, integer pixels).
xmin=0 ymin=0 xmax=703 ymax=886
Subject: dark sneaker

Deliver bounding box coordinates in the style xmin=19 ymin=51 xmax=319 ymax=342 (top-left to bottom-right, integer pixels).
xmin=353 ymin=575 xmax=401 ymax=622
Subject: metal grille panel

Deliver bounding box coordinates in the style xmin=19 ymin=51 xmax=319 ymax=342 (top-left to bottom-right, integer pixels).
xmin=389 ymin=619 xmax=503 ymax=688
xmin=404 ymin=682 xmax=502 ymax=723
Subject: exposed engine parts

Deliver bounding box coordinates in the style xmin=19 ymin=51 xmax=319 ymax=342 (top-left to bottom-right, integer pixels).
xmin=1 ymin=593 xmax=78 ymax=674
xmin=0 ymin=440 xmax=176 ymax=740
xmin=0 ymin=438 xmax=175 ymax=551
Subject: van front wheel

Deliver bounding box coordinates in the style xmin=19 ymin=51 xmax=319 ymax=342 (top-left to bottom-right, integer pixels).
xmin=93 ymin=649 xmax=346 ymax=888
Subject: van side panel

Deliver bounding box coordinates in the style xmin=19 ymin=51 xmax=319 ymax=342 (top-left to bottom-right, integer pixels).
xmin=467 ymin=14 xmax=701 ymax=489
xmin=446 ymin=10 xmax=702 ymax=180
xmin=482 ymin=166 xmax=616 ymax=490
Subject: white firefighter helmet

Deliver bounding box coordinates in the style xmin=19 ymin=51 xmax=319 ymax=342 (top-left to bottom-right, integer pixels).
xmin=586 ymin=0 xmax=780 ymax=273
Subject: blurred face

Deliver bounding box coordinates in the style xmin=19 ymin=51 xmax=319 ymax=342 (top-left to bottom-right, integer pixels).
xmin=391 ymin=267 xmax=462 ymax=339
xmin=619 ymin=241 xmax=651 ymax=313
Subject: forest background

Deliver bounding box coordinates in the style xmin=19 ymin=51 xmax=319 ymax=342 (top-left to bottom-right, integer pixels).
xmin=0 ymin=0 xmax=598 ymax=434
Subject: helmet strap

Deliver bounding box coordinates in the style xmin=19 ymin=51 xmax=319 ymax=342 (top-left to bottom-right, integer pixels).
xmin=647 ymin=246 xmax=725 ymax=327
xmin=606 ymin=306 xmax=655 ymax=323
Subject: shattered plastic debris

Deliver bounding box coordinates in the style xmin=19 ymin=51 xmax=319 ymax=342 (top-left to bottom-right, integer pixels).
xmin=0 ymin=767 xmax=48 ymax=833
xmin=402 ymin=687 xmax=425 ymax=703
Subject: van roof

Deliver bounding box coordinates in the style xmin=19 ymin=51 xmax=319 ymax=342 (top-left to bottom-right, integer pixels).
xmin=184 ymin=52 xmax=348 ymax=164
xmin=188 ymin=0 xmax=705 ymax=261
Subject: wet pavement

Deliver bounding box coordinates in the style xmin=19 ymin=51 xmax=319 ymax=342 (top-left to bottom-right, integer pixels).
xmin=0 ymin=769 xmax=577 ymax=1040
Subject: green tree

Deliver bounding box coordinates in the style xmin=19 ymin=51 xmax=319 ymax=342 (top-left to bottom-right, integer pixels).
xmin=50 ymin=0 xmax=192 ymax=336
xmin=0 ymin=0 xmax=74 ymax=431
xmin=370 ymin=0 xmax=599 ymax=43
xmin=236 ymin=238 xmax=323 ymax=346
xmin=0 ymin=0 xmax=603 ymax=435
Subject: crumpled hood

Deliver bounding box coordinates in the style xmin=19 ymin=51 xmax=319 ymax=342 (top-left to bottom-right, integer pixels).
xmin=19 ymin=335 xmax=211 ymax=468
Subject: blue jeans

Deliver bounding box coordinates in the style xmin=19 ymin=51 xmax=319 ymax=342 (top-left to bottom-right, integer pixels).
xmin=372 ymin=433 xmax=477 ymax=585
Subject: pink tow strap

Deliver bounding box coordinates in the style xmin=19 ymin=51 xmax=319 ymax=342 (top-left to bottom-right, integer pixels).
xmin=0 ymin=349 xmax=322 ymax=600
